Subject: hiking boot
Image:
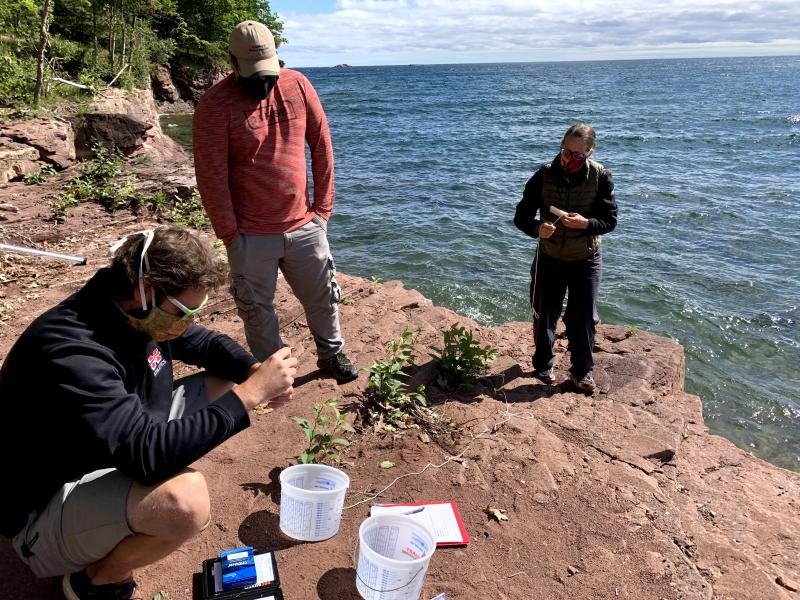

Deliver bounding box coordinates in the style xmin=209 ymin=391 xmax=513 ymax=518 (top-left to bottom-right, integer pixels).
xmin=532 ymin=367 xmax=555 ymax=384
xmin=62 ymin=570 xmax=138 ymax=600
xmin=570 ymin=372 xmax=596 ymax=394
xmin=317 ymin=351 xmax=359 ymax=383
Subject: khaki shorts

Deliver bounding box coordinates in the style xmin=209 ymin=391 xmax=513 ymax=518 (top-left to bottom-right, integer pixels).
xmin=12 ymin=468 xmax=134 ymax=578
xmin=12 ymin=373 xmax=210 ymax=577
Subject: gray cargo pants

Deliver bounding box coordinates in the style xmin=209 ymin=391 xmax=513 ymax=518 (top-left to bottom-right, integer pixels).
xmin=226 ymin=217 xmax=344 ymax=362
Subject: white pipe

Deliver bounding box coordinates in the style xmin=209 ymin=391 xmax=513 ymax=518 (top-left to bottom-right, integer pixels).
xmin=0 ymin=243 xmax=87 ymax=265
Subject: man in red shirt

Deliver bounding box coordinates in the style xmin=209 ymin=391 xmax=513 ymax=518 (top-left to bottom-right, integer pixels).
xmin=193 ymin=20 xmax=358 ymax=383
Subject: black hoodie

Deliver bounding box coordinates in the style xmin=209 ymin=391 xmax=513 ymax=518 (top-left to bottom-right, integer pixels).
xmin=0 ymin=269 xmax=257 ymax=537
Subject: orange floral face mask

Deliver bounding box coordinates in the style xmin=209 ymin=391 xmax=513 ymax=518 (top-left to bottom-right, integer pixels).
xmin=560 ymin=148 xmax=587 ymax=173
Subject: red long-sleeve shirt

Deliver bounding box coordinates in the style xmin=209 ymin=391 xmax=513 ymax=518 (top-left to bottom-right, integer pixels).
xmin=192 ymin=69 xmax=334 ymax=245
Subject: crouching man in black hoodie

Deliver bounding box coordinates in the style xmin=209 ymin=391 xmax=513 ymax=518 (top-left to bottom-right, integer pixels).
xmin=0 ymin=226 xmax=297 ymax=600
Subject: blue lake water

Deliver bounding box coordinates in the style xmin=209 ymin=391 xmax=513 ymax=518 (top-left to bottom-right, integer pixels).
xmin=162 ymin=56 xmax=800 ymax=471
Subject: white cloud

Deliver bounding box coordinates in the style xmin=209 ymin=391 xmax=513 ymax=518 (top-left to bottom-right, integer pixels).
xmin=275 ymin=0 xmax=800 ymax=66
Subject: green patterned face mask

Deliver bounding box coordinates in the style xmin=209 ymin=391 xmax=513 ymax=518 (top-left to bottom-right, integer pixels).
xmin=127 ymin=306 xmax=192 ymax=342
xmin=126 ymin=295 xmax=208 ymax=342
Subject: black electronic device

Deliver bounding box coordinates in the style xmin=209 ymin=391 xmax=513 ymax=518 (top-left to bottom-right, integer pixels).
xmin=201 ymin=549 xmax=283 ymax=600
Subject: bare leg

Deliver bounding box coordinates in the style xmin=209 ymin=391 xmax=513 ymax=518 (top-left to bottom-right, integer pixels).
xmin=87 ymin=469 xmax=210 ymax=584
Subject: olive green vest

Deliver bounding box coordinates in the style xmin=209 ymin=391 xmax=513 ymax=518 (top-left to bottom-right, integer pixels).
xmin=539 ymin=158 xmax=604 ymax=261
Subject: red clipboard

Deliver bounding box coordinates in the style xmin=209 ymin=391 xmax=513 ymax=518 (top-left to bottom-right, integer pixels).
xmin=370 ymin=500 xmax=470 ymax=547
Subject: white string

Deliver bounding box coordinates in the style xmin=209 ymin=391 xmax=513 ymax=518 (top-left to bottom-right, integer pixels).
xmin=343 ymin=419 xmax=512 ymax=511
xmin=108 ymin=229 xmax=156 ymax=310
xmin=344 ymin=377 xmax=549 ymax=510
xmin=530 ymin=215 xmax=563 ymax=340
xmin=137 ymin=230 xmax=155 ymax=310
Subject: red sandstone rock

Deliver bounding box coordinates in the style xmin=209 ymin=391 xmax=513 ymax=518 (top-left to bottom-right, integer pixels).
xmin=0 ymin=167 xmax=797 ymax=600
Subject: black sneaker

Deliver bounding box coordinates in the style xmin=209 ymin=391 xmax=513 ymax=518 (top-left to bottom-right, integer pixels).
xmin=532 ymin=367 xmax=555 ymax=384
xmin=62 ymin=569 xmax=138 ymax=600
xmin=317 ymin=351 xmax=359 ymax=383
xmin=570 ymin=372 xmax=596 ymax=394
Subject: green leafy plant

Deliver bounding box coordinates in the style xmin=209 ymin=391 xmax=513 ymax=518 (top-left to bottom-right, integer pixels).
xmin=366 ymin=327 xmax=427 ymax=428
xmin=172 ymin=189 xmax=210 ymax=229
xmin=292 ymin=399 xmax=355 ymax=464
xmin=22 ymin=164 xmax=57 ymax=185
xmin=431 ymin=324 xmax=497 ymax=387
xmin=48 ymin=144 xmax=212 ymax=228
xmin=51 ymin=141 xmax=145 ymax=221
xmin=48 ymin=194 xmax=81 ymax=222
xmin=146 ymin=191 xmax=168 ymax=213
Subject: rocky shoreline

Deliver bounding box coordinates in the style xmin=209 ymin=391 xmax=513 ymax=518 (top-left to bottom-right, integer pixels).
xmin=0 ymin=97 xmax=798 ymax=599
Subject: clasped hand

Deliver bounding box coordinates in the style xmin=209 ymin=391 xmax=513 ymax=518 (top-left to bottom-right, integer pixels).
xmin=234 ymin=347 xmax=298 ymax=410
xmin=540 ymin=212 xmax=589 ymax=239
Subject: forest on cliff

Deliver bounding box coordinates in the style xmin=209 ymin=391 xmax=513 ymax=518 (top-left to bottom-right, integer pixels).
xmin=0 ymin=0 xmax=284 ymax=107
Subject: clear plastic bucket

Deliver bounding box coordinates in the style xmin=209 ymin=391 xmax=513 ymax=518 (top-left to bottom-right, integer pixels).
xmin=279 ymin=464 xmax=350 ymax=541
xmin=356 ymin=514 xmax=436 ymax=600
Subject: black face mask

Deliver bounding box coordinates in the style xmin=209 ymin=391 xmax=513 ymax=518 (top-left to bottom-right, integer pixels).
xmin=238 ymin=75 xmax=278 ymax=100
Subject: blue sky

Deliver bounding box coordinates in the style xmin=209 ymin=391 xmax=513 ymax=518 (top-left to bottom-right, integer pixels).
xmin=267 ymin=0 xmax=800 ymax=67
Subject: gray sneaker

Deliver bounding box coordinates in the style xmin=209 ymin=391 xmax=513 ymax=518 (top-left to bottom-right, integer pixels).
xmin=570 ymin=372 xmax=596 ymax=393
xmin=533 ymin=367 xmax=555 ymax=384
xmin=317 ymin=351 xmax=359 ymax=383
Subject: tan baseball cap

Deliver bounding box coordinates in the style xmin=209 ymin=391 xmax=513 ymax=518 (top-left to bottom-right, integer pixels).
xmin=229 ymin=21 xmax=280 ymax=78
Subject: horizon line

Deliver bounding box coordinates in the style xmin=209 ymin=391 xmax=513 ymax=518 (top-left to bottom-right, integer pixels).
xmin=285 ymin=52 xmax=800 ymax=70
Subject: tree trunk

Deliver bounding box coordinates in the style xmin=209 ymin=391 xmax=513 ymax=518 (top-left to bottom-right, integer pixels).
xmin=120 ymin=31 xmax=126 ymax=69
xmin=130 ymin=14 xmax=137 ymax=81
xmin=120 ymin=8 xmax=127 ymax=70
xmin=92 ymin=0 xmax=98 ymax=65
xmin=33 ymin=0 xmax=52 ymax=106
xmin=109 ymin=2 xmax=116 ymax=66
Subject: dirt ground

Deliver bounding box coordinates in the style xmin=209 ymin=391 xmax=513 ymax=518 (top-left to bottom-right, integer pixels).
xmin=0 ymin=171 xmax=798 ymax=600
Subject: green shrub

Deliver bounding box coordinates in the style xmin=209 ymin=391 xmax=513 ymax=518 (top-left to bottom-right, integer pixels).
xmin=49 ymin=142 xmax=210 ymax=228
xmin=48 ymin=194 xmax=80 ymax=222
xmin=431 ymin=324 xmax=497 ymax=387
xmin=366 ymin=327 xmax=427 ymax=428
xmin=51 ymin=142 xmax=142 ymax=221
xmin=22 ymin=164 xmax=57 ymax=185
xmin=292 ymin=399 xmax=355 ymax=465
xmin=0 ymin=53 xmax=35 ymax=106
xmin=172 ymin=189 xmax=210 ymax=229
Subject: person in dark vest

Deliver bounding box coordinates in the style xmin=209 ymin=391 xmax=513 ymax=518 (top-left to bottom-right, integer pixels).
xmin=513 ymin=123 xmax=618 ymax=393
xmin=0 ymin=226 xmax=297 ymax=600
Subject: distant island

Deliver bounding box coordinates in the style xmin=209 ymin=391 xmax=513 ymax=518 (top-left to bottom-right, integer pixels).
xmin=334 ymin=64 xmax=351 ymax=68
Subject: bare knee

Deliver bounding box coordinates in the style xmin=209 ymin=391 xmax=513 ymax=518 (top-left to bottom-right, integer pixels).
xmin=162 ymin=470 xmax=210 ymax=537
xmin=129 ymin=469 xmax=210 ymax=539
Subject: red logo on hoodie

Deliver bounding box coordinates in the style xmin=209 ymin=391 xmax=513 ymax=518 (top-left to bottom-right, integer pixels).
xmin=147 ymin=348 xmax=164 ymax=374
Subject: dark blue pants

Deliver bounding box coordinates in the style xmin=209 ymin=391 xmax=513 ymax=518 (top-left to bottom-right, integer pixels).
xmin=530 ymin=249 xmax=602 ymax=378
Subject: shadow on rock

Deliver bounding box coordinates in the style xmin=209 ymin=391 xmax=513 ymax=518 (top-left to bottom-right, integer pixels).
xmin=192 ymin=571 xmax=204 ymax=600
xmin=293 ymin=369 xmax=322 ymax=388
xmin=317 ymin=567 xmax=360 ymax=599
xmin=497 ymin=380 xmax=571 ymax=402
xmin=241 ymin=466 xmax=282 ymax=503
xmin=485 ymin=363 xmax=526 ymax=389
xmin=238 ymin=510 xmax=302 ymax=552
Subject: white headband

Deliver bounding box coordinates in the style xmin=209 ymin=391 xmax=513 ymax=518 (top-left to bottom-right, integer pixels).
xmin=110 ymin=229 xmax=156 ymax=311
